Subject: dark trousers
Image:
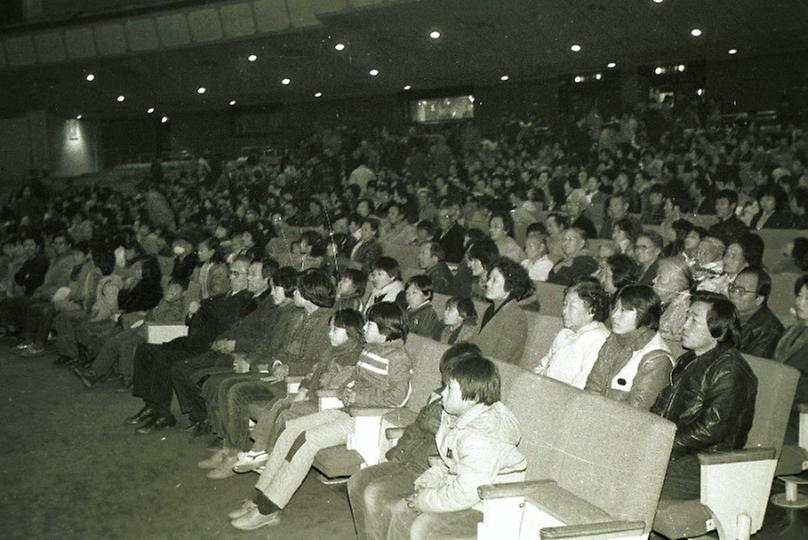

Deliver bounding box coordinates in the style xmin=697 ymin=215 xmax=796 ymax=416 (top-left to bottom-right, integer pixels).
xmin=21 ymin=300 xmax=56 ymax=346
xmin=660 ymin=455 xmax=701 ymax=500
xmin=170 ymin=350 xmax=230 ymax=422
xmin=0 ymin=295 xmax=32 ymax=330
xmin=132 ymin=339 xmax=207 ymax=411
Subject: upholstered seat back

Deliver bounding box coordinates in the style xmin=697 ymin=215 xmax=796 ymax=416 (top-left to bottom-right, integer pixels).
xmin=743 ymin=354 xmax=799 ymax=457
xmin=404 ymin=334 xmax=448 ymax=413
xmin=520 ymin=314 xmax=565 ymax=371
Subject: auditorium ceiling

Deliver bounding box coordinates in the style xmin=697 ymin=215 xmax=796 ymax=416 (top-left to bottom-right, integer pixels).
xmin=0 ymin=0 xmax=806 ymax=118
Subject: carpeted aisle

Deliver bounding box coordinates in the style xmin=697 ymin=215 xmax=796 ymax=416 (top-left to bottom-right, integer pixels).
xmin=0 ymin=349 xmax=356 ymax=539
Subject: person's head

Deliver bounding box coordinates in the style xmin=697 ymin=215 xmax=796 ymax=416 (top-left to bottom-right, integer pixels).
xmin=442 ymin=355 xmax=500 ymax=415
xmin=437 ymin=206 xmax=456 ymax=233
xmin=228 ymin=257 xmax=251 ymax=293
xmin=418 ymin=242 xmax=444 ymax=270
xmin=416 ymin=220 xmax=437 ymax=243
xmin=607 ymin=194 xmax=630 ymax=221
xmin=793 ymin=274 xmax=808 ymax=323
xmin=328 ymin=309 xmax=365 ymax=347
xmin=684 ymin=226 xmax=707 ymax=253
xmin=466 ymin=239 xmax=500 ymax=277
xmin=714 ymin=189 xmax=739 ymax=220
xmin=22 ymin=235 xmax=41 ymax=258
xmin=197 ymin=237 xmax=222 ymax=264
xmin=560 ymin=227 xmax=586 ymax=258
xmin=488 ymin=211 xmax=514 ymax=241
xmin=653 ymin=257 xmax=692 ymax=304
xmin=338 ymin=268 xmax=367 ymax=298
xmin=443 ymin=297 xmax=478 ymax=327
xmin=364 ymin=301 xmax=408 ymax=343
xmin=485 ymin=257 xmax=532 ymax=302
xmin=684 ymin=291 xmax=740 ymax=353
xmin=164 ymin=279 xmax=186 ymax=303
xmin=562 ymin=280 xmax=611 ymax=331
xmin=612 ymin=218 xmax=638 ymax=246
xmin=634 ymin=231 xmax=663 ymax=267
xmin=696 ymin=236 xmax=726 ymax=266
xmin=52 ymin=234 xmax=71 ymax=256
xmin=598 ymin=254 xmax=639 ymax=294
xmin=757 ymin=184 xmax=787 ymax=213
xmin=270 ymin=266 xmax=298 ymax=305
xmin=91 ymin=246 xmax=116 ymax=276
xmin=370 ymin=256 xmax=402 ymax=289
xmin=360 ymin=218 xmax=380 ymax=242
xmin=299 ymin=230 xmax=323 ymax=257
xmin=546 ymin=213 xmax=568 ymax=236
xmin=438 ymin=342 xmax=482 ymax=386
xmin=524 ymin=235 xmax=547 ymax=260
xmin=405 ymin=275 xmax=433 ymax=308
xmin=728 ymin=266 xmax=771 ymax=316
xmin=356 ymin=198 xmax=374 ymax=218
xmin=565 ymin=189 xmax=588 ymax=218
xmin=294 ymin=269 xmax=336 ymax=309
xmin=247 ymin=259 xmax=271 ymax=293
xmin=611 ymin=284 xmax=662 ymax=335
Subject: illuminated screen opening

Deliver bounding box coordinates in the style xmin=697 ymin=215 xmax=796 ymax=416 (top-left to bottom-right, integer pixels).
xmin=409 ymin=95 xmax=475 ymax=123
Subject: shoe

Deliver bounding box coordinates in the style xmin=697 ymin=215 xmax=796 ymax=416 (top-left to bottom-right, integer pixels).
xmin=231 ymin=508 xmax=280 ymax=531
xmin=115 ymin=376 xmax=133 ymax=393
xmin=233 ymin=450 xmax=268 ymax=473
xmin=207 ymin=456 xmax=237 ymax=479
xmin=13 ymin=342 xmax=31 ymax=352
xmin=20 ymin=344 xmax=49 ymax=357
xmin=191 ymin=422 xmax=211 ymax=438
xmin=197 ymin=448 xmax=228 ymax=469
xmin=53 ymin=355 xmax=72 ymax=367
xmin=136 ymin=414 xmax=176 ymax=434
xmin=227 ymin=499 xmax=257 ymax=520
xmin=73 ymin=367 xmax=98 ymax=389
xmin=206 ymin=436 xmax=223 ymax=451
xmin=124 ymin=405 xmax=154 ymax=425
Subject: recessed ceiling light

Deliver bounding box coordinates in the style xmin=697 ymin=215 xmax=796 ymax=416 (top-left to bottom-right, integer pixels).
xmin=369 ymin=68 xmax=379 ymax=76
xmin=403 ymin=85 xmax=412 ymax=90
xmin=229 ymin=100 xmax=236 ymax=106
xmin=85 ymin=74 xmax=94 ymax=82
xmin=429 ymin=30 xmax=441 ymax=40
xmin=117 ymin=95 xmax=125 ymax=102
xmin=314 ymin=92 xmax=322 ymax=98
xmin=500 ymin=75 xmax=509 ymax=81
xmin=728 ymin=48 xmax=738 ymax=55
xmin=574 ymin=75 xmax=584 ymax=83
xmin=161 ymin=116 xmax=168 ymax=123
xmin=248 ymin=54 xmax=257 ymax=62
xmin=334 ymin=43 xmax=345 ymax=51
xmin=607 ymin=62 xmax=616 ymax=68
xmin=697 ymin=88 xmax=704 ymax=96
xmin=654 ymin=67 xmax=664 ymax=75
xmin=691 ymin=28 xmax=702 ymax=37
xmin=147 ymin=107 xmax=155 ymax=114
xmin=595 ymin=73 xmax=602 ymax=80
xmin=281 ymin=78 xmax=291 ymax=85
xmin=570 ymin=44 xmax=582 ymax=52
xmin=76 ymin=114 xmax=82 ymax=120
xmin=197 ymin=87 xmax=206 ymax=94
xmin=652 ymin=0 xmax=664 ymax=4
xmin=677 ymin=64 xmax=686 ymax=72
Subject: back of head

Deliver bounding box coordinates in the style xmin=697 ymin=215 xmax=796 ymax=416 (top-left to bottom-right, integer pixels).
xmin=366 ymin=301 xmax=409 ymax=342
xmin=450 ymin=355 xmax=501 ymax=406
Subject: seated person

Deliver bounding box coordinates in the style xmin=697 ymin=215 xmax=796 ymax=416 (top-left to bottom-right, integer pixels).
xmin=364 ymin=256 xmax=406 ymax=313
xmin=699 ymin=233 xmax=762 ymax=295
xmin=651 ymin=292 xmax=757 ymax=499
xmin=470 ymin=257 xmax=532 ymax=365
xmin=635 ymin=230 xmax=663 ymax=285
xmin=728 ymin=266 xmax=784 ymax=358
xmin=347 ymin=343 xmax=482 ymax=539
xmin=597 ymin=253 xmax=639 ymax=297
xmin=381 ymin=203 xmax=417 ymax=245
xmin=565 ymin=189 xmax=597 ymax=239
xmin=775 ymin=274 xmax=808 ymax=443
xmin=535 ymin=280 xmax=611 ymax=388
xmin=585 ymin=284 xmax=673 ymax=410
xmin=437 ymin=297 xmax=478 ymax=344
xmin=708 ymin=189 xmax=749 ymax=247
xmin=417 ymin=242 xmax=453 ymax=295
xmin=350 ymin=218 xmax=383 ymax=273
xmin=461 ymin=239 xmax=499 ymax=301
xmin=547 ymin=227 xmax=598 ymax=286
xmin=488 ymin=211 xmax=526 ymax=263
xmin=654 ymin=257 xmax=693 ymax=342
xmin=384 ymin=355 xmax=527 ymax=539
xmin=404 ymin=275 xmax=440 ymax=338
xmin=611 ymin=217 xmax=640 ymax=259
xmin=334 ymin=268 xmax=367 ymax=312
xmin=772 ymin=237 xmax=808 ymax=274
xmin=521 ymin=235 xmax=553 ymax=282
xmin=693 ymin=236 xmax=726 ymax=291
xmin=228 ymin=302 xmax=413 ymax=531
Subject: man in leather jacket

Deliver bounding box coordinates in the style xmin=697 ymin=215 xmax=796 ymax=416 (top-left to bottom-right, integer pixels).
xmin=651 ymin=292 xmax=758 ymax=499
xmin=728 ymin=266 xmax=784 ymax=358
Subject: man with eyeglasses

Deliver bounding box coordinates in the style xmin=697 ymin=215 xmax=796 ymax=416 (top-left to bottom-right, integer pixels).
xmin=635 ymin=230 xmax=663 ymax=286
xmin=727 ymin=266 xmax=784 ymax=358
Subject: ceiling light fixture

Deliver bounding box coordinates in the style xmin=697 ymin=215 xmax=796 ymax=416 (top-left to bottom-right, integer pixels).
xmin=335 ymin=43 xmax=345 ymax=51
xmin=248 ymin=54 xmax=257 ymax=62
xmin=574 ymin=75 xmax=584 ymax=83
xmin=161 ymin=116 xmax=168 ymax=123
xmin=677 ymin=64 xmax=686 ymax=72
xmin=607 ymin=62 xmax=616 ymax=68
xmin=652 ymin=0 xmax=664 ymax=4
xmin=500 ymin=75 xmax=509 ymax=81
xmin=403 ymin=85 xmax=412 ymax=90
xmin=147 ymin=107 xmax=155 ymax=114
xmin=429 ymin=30 xmax=441 ymax=40
xmin=229 ymin=100 xmax=236 ymax=106
xmin=76 ymin=114 xmax=82 ymax=120
xmin=281 ymin=78 xmax=291 ymax=85
xmin=728 ymin=48 xmax=738 ymax=55
xmin=85 ymin=74 xmax=95 ymax=82
xmin=570 ymin=44 xmax=582 ymax=52
xmin=369 ymin=69 xmax=379 ymax=76
xmin=690 ymin=28 xmax=702 ymax=37
xmin=117 ymin=95 xmax=125 ymax=102
xmin=654 ymin=67 xmax=663 ymax=75
xmin=595 ymin=73 xmax=603 ymax=80
xmin=314 ymin=92 xmax=322 ymax=98
xmin=197 ymin=87 xmax=206 ymax=94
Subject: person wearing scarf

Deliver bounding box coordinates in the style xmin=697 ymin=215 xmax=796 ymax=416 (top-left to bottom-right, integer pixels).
xmin=585 ymin=284 xmax=673 ymax=411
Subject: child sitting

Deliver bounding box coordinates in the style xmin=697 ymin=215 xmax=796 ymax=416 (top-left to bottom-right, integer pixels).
xmin=437 ymin=297 xmax=478 ymax=344
xmin=404 ymin=275 xmax=440 ymax=338
xmin=334 ymin=268 xmax=367 ymax=312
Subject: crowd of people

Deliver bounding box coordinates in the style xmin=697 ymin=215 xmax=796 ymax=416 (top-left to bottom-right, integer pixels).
xmin=3 ymin=90 xmax=808 ymax=536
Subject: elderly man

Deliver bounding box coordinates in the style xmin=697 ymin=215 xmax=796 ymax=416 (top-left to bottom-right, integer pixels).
xmin=547 ymin=228 xmax=598 ymax=286
xmin=418 ymin=242 xmax=453 ymax=295
xmin=565 ymin=189 xmax=597 ymax=239
xmin=727 ymin=267 xmax=784 ymax=358
xmin=600 ymin=193 xmax=640 ymax=239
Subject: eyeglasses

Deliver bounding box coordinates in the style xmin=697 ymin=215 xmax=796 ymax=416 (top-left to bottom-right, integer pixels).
xmin=634 ymin=244 xmax=654 ymax=251
xmin=728 ymin=284 xmax=757 ymax=296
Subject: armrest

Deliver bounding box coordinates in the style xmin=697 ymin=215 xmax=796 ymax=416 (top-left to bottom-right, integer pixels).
xmin=386 ymin=427 xmax=405 ymax=440
xmin=285 ymin=376 xmax=304 ymax=394
xmin=347 ymin=407 xmax=394 ymax=417
xmin=540 ymin=520 xmax=646 ymax=539
xmin=285 ymin=376 xmax=305 ymax=384
xmin=698 ymin=447 xmax=775 ymax=465
xmin=798 ymin=403 xmax=808 ymax=413
xmin=478 ymin=479 xmax=555 ymax=500
xmin=316 ymin=389 xmax=339 ymax=398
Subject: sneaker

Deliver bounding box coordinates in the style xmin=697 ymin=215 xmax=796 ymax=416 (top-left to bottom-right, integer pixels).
xmin=233 ymin=450 xmax=268 ymax=473
xmin=20 ymin=345 xmax=47 ymax=357
xmin=207 ymin=456 xmax=238 ymax=480
xmin=227 ymin=499 xmax=257 ymax=520
xmin=230 ymin=508 xmax=280 ymax=531
xmin=14 ymin=342 xmax=31 ymax=352
xmin=197 ymin=448 xmax=228 ymax=469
